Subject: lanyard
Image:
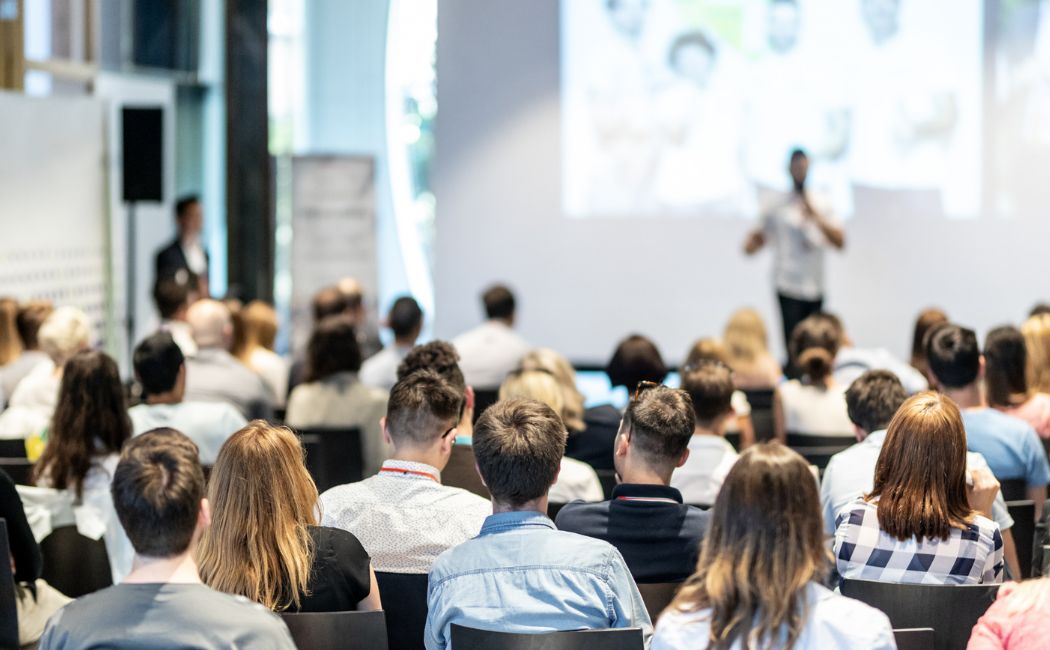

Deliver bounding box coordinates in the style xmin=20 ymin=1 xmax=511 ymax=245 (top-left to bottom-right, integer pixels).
xmin=379 ymin=466 xmax=440 ymax=483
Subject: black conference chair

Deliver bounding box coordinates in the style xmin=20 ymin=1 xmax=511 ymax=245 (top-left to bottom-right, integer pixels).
xmin=893 ymin=628 xmax=936 ymax=650
xmin=840 ymin=578 xmax=999 ymax=650
xmin=471 ymin=389 xmax=500 ymax=423
xmin=724 ymin=431 xmax=742 ymax=451
xmin=785 ymin=433 xmax=855 ymax=448
xmin=999 ymin=479 xmax=1027 ymax=502
xmin=374 ymin=572 xmax=429 ymax=650
xmin=451 ymin=625 xmax=644 ymax=650
xmin=0 ymin=439 xmax=25 ymax=458
xmin=40 ymin=525 xmax=112 ymax=598
xmin=0 ymin=459 xmax=33 ymax=486
xmin=281 ymin=610 xmax=388 ymax=650
xmin=296 ymin=427 xmax=364 ymax=493
xmin=1006 ymin=500 xmax=1036 ymax=580
xmin=637 ymin=582 xmax=681 ymax=621
xmin=547 ymin=502 xmax=568 ymax=521
xmin=595 ymin=469 xmax=618 ymax=500
xmin=0 ymin=520 xmax=19 ymax=650
xmin=742 ymin=389 xmax=777 ymax=443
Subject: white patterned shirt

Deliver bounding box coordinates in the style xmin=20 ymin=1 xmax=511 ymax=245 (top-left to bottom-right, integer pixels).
xmin=319 ymin=459 xmax=491 ymax=574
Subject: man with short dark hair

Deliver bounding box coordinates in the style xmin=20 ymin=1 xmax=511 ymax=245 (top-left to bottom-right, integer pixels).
xmin=424 ymin=399 xmax=651 ymax=649
xmin=38 ymin=429 xmax=294 ymax=649
xmin=926 ymin=325 xmax=1050 ymax=516
xmin=153 ymin=276 xmax=198 ymax=358
xmin=130 ymin=333 xmax=246 ymax=464
xmin=320 ymin=370 xmax=489 ymax=574
xmin=670 ymin=363 xmax=740 ymax=505
xmin=155 ymin=195 xmax=209 ymax=297
xmin=557 ymin=384 xmax=709 ymax=583
xmin=453 ymin=283 xmax=529 ymax=389
xmin=360 ymin=295 xmax=424 ymax=390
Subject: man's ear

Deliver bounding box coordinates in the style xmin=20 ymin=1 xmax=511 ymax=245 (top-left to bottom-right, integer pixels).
xmin=978 ymin=355 xmax=986 ymax=380
xmin=614 ymin=428 xmax=631 ymax=458
xmin=926 ymin=370 xmax=940 ymax=390
xmin=380 ymin=417 xmax=393 ymax=447
xmin=676 ymin=447 xmax=690 ymax=469
xmin=199 ymin=497 xmax=212 ymax=529
xmin=465 ymin=386 xmax=476 ymax=410
xmin=854 ymin=424 xmax=866 ymax=442
xmin=440 ymin=426 xmax=455 ymax=456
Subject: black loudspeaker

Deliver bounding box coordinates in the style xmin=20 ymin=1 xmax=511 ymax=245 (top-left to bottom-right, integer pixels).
xmin=121 ymin=107 xmax=164 ymax=203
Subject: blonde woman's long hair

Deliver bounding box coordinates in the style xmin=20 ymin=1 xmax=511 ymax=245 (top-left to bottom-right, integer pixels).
xmin=518 ymin=348 xmax=586 ymax=432
xmin=1022 ymin=314 xmax=1050 ymax=395
xmin=724 ymin=308 xmax=770 ymax=365
xmin=499 ymin=370 xmax=566 ymax=424
xmin=0 ymin=298 xmax=22 ymax=366
xmin=233 ymin=300 xmax=279 ymax=363
xmin=197 ymin=421 xmax=318 ymax=611
xmin=667 ymin=443 xmax=828 ymax=650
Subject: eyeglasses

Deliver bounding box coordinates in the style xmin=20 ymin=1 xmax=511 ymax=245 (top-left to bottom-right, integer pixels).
xmin=440 ymin=424 xmax=458 ymax=440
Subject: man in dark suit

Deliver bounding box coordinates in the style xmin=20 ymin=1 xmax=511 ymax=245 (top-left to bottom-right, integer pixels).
xmin=155 ymin=195 xmax=209 ymax=297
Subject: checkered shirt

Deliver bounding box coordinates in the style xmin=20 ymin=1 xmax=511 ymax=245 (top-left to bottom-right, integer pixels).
xmin=834 ymin=498 xmax=1003 ymax=585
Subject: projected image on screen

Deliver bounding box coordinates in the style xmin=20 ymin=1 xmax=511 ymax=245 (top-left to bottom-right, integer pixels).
xmin=561 ymin=0 xmax=983 ymax=219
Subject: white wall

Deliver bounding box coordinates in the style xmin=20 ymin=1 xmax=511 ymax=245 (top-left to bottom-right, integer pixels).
xmin=433 ymin=0 xmax=1050 ymax=364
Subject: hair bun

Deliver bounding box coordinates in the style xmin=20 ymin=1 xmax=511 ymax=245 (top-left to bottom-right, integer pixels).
xmin=798 ymin=348 xmax=833 ymax=381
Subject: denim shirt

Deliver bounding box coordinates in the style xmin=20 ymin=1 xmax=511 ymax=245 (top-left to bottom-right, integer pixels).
xmin=424 ymin=511 xmax=653 ymax=649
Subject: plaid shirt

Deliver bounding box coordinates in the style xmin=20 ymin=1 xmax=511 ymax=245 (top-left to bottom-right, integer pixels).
xmin=834 ymin=498 xmax=1003 ymax=585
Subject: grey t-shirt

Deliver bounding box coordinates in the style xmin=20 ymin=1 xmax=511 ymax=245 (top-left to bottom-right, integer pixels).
xmin=38 ymin=583 xmax=296 ymax=650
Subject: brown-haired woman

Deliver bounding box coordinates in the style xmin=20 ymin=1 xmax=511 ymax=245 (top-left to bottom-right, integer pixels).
xmin=197 ymin=421 xmax=381 ymax=612
xmin=834 ymin=392 xmax=1003 ymax=585
xmin=652 ymin=444 xmax=894 ymax=649
xmin=985 ymin=325 xmax=1050 ymax=438
xmin=910 ymin=307 xmax=948 ymax=377
xmin=232 ymin=300 xmax=289 ymax=409
xmin=777 ymin=315 xmax=852 ymax=436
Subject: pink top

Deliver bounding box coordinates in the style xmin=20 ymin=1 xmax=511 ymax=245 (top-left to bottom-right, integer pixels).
xmin=968 ymin=580 xmax=1050 ymax=649
xmin=998 ymin=393 xmax=1050 ymax=439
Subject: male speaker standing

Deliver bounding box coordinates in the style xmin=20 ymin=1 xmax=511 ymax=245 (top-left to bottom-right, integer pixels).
xmin=155 ymin=195 xmax=209 ymax=298
xmin=743 ymin=149 xmax=845 ymax=371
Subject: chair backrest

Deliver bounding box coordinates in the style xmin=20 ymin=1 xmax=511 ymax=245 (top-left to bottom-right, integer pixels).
xmin=471 ymin=389 xmax=500 ymax=423
xmin=296 ymin=427 xmax=364 ymax=494
xmin=450 ymin=625 xmax=644 ymax=650
xmin=595 ymin=469 xmax=617 ymax=500
xmin=0 ymin=439 xmax=25 ymax=458
xmin=0 ymin=458 xmax=33 ymax=486
xmin=893 ymin=628 xmax=936 ymax=650
xmin=40 ymin=525 xmax=112 ymax=598
xmin=374 ymin=572 xmax=429 ymax=650
xmin=442 ymin=445 xmax=490 ymax=499
xmin=840 ymin=578 xmax=999 ymax=650
xmin=742 ymin=389 xmax=776 ymax=443
xmin=723 ymin=431 xmax=741 ymax=451
xmin=280 ymin=610 xmax=389 ymax=650
xmin=786 ymin=433 xmax=856 ymax=448
xmin=0 ymin=519 xmax=20 ymax=650
xmin=548 ymin=502 xmax=567 ymax=521
xmin=637 ymin=582 xmax=681 ymax=621
xmin=999 ymin=479 xmax=1027 ymax=502
xmin=1006 ymin=500 xmax=1036 ymax=580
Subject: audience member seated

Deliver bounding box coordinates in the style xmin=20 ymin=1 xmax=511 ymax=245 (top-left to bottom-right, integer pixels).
xmin=153 ymin=275 xmax=198 ymax=358
xmin=28 ymin=351 xmax=134 ymax=581
xmin=834 ymin=392 xmax=1004 ymax=585
xmin=37 ymin=429 xmax=295 ymax=649
xmin=671 ymin=362 xmax=740 ymax=505
xmin=0 ymin=306 xmax=90 ymax=440
xmin=453 ymin=284 xmax=530 ymax=389
xmin=360 ymin=295 xmax=423 ymax=390
xmin=652 ymin=444 xmax=895 ymax=650
xmin=1022 ymin=312 xmax=1050 ymax=396
xmin=968 ymin=578 xmax=1050 ymax=649
xmin=498 ymin=370 xmax=604 ymax=503
xmin=778 ymin=315 xmax=853 ymax=436
xmin=682 ymin=338 xmax=756 ymax=446
xmin=199 ymin=422 xmax=380 ymax=612
xmin=286 ymin=316 xmax=389 ymax=475
xmin=337 ymin=276 xmax=383 ymax=360
xmin=821 ymin=370 xmax=1021 ymax=578
xmin=722 ymin=307 xmax=783 ymax=389
xmin=909 ymin=307 xmax=948 ymax=378
xmin=424 ymin=399 xmax=651 ymax=649
xmin=927 ymin=324 xmax=1050 ymax=516
xmin=606 ymin=333 xmax=669 ymax=401
xmin=557 ymin=383 xmax=709 ymax=583
xmin=130 ymin=333 xmax=246 ymax=465
xmin=825 ymin=311 xmax=928 ymax=394
xmin=0 ymin=300 xmax=53 ymax=402
xmin=985 ymin=325 xmax=1050 ymax=438
xmin=286 ymin=285 xmax=351 ymax=395
xmin=3 ymin=467 xmax=70 ymax=646
xmin=184 ymin=299 xmax=274 ymax=420
xmin=232 ymin=300 xmax=289 ymax=409
xmin=0 ymin=298 xmax=22 ymax=404
xmin=396 ymin=340 xmax=475 ymax=438
xmin=320 ymin=370 xmax=489 ymax=573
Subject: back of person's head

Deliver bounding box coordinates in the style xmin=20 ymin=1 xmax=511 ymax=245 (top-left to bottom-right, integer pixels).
xmin=910 ymin=307 xmax=948 ymax=375
xmin=870 ymin=392 xmax=971 ymax=541
xmin=499 ymin=369 xmax=567 ymax=424
xmin=111 ymin=428 xmax=205 ymax=558
xmin=186 ymin=299 xmax=231 ymax=349
xmin=235 ymin=300 xmax=278 ymax=360
xmin=668 ymin=443 xmax=826 ymax=648
xmin=198 ymin=421 xmax=318 ymax=611
xmin=482 ymin=284 xmax=516 ymax=321
xmin=683 ymin=337 xmax=731 ymax=369
xmin=397 ymin=340 xmax=466 ymax=395
xmin=723 ymin=308 xmax=770 ymax=364
xmin=984 ymin=325 xmax=1030 ymax=408
xmin=1022 ymin=314 xmax=1050 ymax=394
xmin=388 ymin=296 xmax=423 ymax=341
xmin=845 ymin=370 xmax=906 ymax=435
xmin=175 ymin=195 xmax=199 ymax=222
xmin=621 ymin=384 xmax=695 ymax=469
xmin=0 ymin=297 xmax=22 ymax=365
xmin=153 ymin=276 xmax=191 ymax=321
xmin=304 ymin=315 xmax=361 ymax=383
xmin=38 ymin=306 xmax=92 ymax=365
xmin=312 ymin=285 xmax=348 ymax=322
xmin=133 ymin=332 xmax=185 ymax=398
xmin=337 ymin=277 xmax=365 ymax=314
xmin=606 ymin=334 xmax=668 ymax=394
xmin=681 ymin=362 xmax=734 ymax=427
xmin=926 ymin=324 xmax=980 ymax=389
xmin=35 ymin=350 xmax=130 ymax=497
xmin=473 ymin=398 xmax=567 ymax=506
xmin=517 ymin=348 xmax=586 ymax=433
xmin=1030 ymin=304 xmax=1050 ymax=318
xmin=386 ymin=370 xmax=463 ymax=448
xmin=789 ymin=315 xmax=839 ymax=382
xmin=15 ymin=300 xmax=53 ymax=351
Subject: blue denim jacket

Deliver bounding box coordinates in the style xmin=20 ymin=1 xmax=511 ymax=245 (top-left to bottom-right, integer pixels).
xmin=424 ymin=511 xmax=653 ymax=649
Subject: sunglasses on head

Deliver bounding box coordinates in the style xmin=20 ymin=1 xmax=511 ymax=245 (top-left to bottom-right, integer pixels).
xmin=632 ymin=380 xmax=662 ymax=400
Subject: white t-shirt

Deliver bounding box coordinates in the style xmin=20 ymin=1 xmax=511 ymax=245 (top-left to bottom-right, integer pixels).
xmin=452 ymin=321 xmax=530 ymax=389
xmin=762 ymin=191 xmax=839 ymax=300
xmin=359 ymin=344 xmax=413 ymax=391
xmin=248 ymin=348 xmax=289 ymax=409
xmin=549 ymin=457 xmax=604 ymax=504
xmin=671 ymin=435 xmax=739 ymax=506
xmin=779 ymin=379 xmax=853 ymax=436
xmin=129 ymin=401 xmax=247 ymax=465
